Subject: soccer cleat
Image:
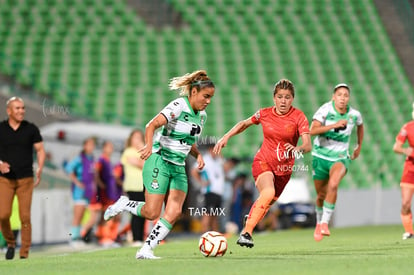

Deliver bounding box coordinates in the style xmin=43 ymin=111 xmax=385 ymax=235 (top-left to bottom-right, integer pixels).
xmin=5 ymin=246 xmax=15 ymax=260
xmin=402 ymin=232 xmax=414 ymax=240
xmin=237 ymin=232 xmax=254 ymax=248
xmin=136 ymin=249 xmax=161 ymax=260
xmin=320 ymin=223 xmax=330 ymax=236
xmin=314 ymin=223 xmax=323 ymax=242
xmin=104 ymin=196 xmax=129 ymax=221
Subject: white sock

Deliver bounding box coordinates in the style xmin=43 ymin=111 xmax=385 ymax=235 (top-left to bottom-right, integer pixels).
xmin=321 ymin=206 xmax=334 ymax=224
xmin=315 ymin=206 xmax=323 ymax=224
xmin=141 ymin=218 xmax=172 ymax=252
xmin=124 ymin=201 xmax=145 ymax=217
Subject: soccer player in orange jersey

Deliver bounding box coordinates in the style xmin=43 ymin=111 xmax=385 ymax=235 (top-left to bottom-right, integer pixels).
xmin=214 ymin=79 xmax=311 ymax=247
xmin=393 ymin=103 xmax=414 ymax=240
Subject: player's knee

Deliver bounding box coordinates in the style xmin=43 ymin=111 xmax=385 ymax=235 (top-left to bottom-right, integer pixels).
xmin=145 ymin=211 xmax=160 ymax=221
xmin=327 ymin=182 xmax=339 ymax=193
xmin=141 ymin=206 xmax=159 ymax=220
xmin=316 ymin=192 xmax=326 ymax=200
xmin=19 ymin=215 xmax=31 ymax=224
xmin=401 ymin=202 xmax=412 ymax=213
xmin=261 ymin=188 xmax=275 ymax=204
xmin=0 ymin=212 xmax=11 ymax=221
xmin=164 ymin=207 xmax=182 ymax=223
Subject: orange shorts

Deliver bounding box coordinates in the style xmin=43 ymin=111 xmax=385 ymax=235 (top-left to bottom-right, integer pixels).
xmin=401 ymin=169 xmax=414 ymax=186
xmin=88 ymin=190 xmax=116 ymax=210
xmin=89 ymin=195 xmax=102 ymax=210
xmin=252 ymin=160 xmax=292 ymax=198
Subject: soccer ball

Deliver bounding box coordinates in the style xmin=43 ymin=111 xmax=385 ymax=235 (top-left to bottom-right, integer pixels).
xmin=198 ymin=231 xmax=228 ymax=257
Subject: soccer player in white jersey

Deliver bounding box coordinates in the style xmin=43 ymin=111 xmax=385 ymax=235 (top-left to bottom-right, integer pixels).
xmin=104 ymin=70 xmax=215 ymax=259
xmin=310 ymin=83 xmax=364 ymax=241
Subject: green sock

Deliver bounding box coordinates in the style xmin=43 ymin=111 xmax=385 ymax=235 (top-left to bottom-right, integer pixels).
xmin=124 ymin=201 xmax=145 ymax=217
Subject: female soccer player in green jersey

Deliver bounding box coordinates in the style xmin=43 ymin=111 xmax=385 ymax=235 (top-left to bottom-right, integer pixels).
xmin=104 ymin=70 xmax=215 ymax=259
xmin=310 ymin=83 xmax=364 ymax=241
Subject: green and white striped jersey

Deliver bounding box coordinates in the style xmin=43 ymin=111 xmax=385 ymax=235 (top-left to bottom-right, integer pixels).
xmin=152 ymin=97 xmax=207 ymax=166
xmin=312 ymin=101 xmax=363 ymax=161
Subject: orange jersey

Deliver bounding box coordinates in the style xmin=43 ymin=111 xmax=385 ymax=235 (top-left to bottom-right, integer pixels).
xmin=250 ymin=106 xmax=310 ymax=175
xmin=396 ymin=120 xmax=414 ymax=172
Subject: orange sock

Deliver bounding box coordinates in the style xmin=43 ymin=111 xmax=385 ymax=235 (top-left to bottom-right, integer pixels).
xmin=95 ymin=225 xmax=104 ymax=239
xmin=244 ymin=191 xmax=273 ymax=235
xmin=118 ymin=223 xmax=131 ymax=236
xmin=401 ymin=213 xmax=413 ymax=234
xmin=109 ymin=220 xmax=120 ymax=241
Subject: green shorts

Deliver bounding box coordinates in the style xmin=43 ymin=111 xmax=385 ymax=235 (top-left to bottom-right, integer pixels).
xmin=142 ymin=153 xmax=188 ymax=194
xmin=312 ymin=156 xmax=350 ymax=180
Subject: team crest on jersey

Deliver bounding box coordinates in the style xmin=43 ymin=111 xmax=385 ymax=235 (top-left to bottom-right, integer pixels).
xmin=170 ymin=112 xmax=175 ymax=119
xmin=151 ymin=179 xmax=159 ymax=190
xmin=348 ymin=115 xmax=355 ymax=125
xmin=284 ymin=124 xmax=295 ymax=134
xmin=201 ymin=116 xmax=205 ymax=126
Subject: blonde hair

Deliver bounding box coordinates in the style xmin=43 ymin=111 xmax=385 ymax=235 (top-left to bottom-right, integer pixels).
xmin=168 ymin=70 xmax=214 ymax=96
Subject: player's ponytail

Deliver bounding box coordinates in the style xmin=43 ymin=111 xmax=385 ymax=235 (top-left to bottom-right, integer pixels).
xmin=168 ymin=70 xmax=214 ymax=96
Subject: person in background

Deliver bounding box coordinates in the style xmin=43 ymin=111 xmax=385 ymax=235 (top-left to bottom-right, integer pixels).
xmin=393 ymin=102 xmax=414 ymax=240
xmin=0 ymin=96 xmax=45 ymax=259
xmin=121 ymin=129 xmax=146 ymax=246
xmin=191 ymin=144 xmax=225 ymax=232
xmin=112 ymin=161 xmax=125 ymax=242
xmin=221 ymin=157 xmax=239 ymax=233
xmin=95 ymin=141 xmax=121 ymax=246
xmin=0 ymin=196 xmax=21 ymax=252
xmin=65 ymin=137 xmax=96 ymax=244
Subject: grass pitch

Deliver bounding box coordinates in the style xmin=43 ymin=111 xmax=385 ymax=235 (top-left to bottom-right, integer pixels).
xmin=1 ymin=225 xmax=414 ymax=275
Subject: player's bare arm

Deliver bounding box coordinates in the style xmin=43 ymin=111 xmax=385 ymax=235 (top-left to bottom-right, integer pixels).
xmin=287 ymin=133 xmax=312 ymax=153
xmin=190 ymin=144 xmax=205 ymax=170
xmin=213 ymin=118 xmax=254 ymax=154
xmin=310 ymin=119 xmax=348 ymax=136
xmin=139 ymin=113 xmax=168 ymax=160
xmin=351 ymin=124 xmax=364 ymax=160
xmin=34 ymin=141 xmax=45 ymax=187
xmin=393 ymin=139 xmax=414 ymax=156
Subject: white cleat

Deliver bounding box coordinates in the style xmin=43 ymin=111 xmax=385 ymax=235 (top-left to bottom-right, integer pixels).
xmin=136 ymin=249 xmax=161 ymax=260
xmin=402 ymin=232 xmax=414 ymax=240
xmin=104 ymin=196 xmax=129 ymax=221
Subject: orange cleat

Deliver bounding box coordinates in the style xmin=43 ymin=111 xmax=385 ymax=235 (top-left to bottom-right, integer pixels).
xmin=314 ymin=223 xmax=323 ymax=242
xmin=320 ymin=223 xmax=330 ymax=236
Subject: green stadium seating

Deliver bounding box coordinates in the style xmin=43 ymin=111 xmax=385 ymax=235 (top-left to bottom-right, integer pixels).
xmin=0 ymin=0 xmax=413 ymax=188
